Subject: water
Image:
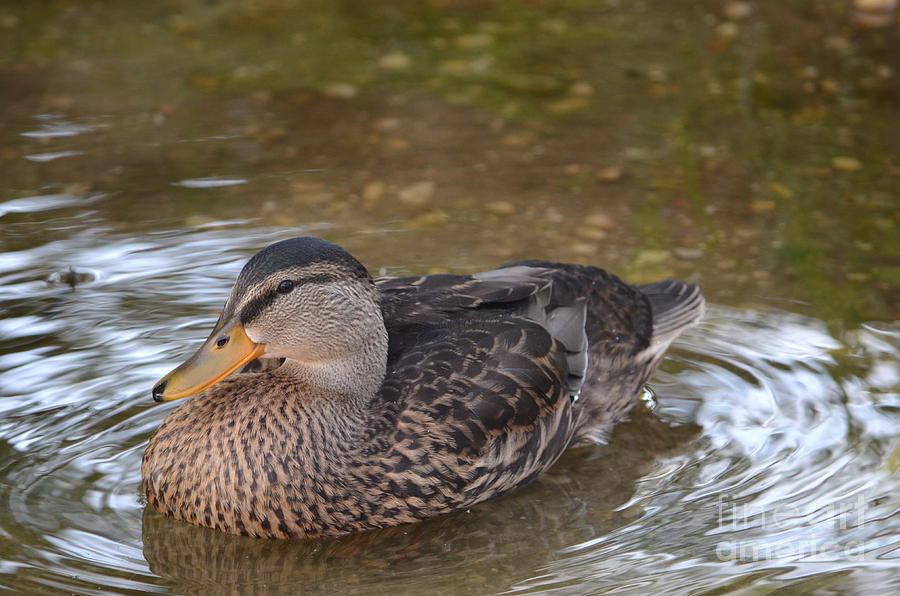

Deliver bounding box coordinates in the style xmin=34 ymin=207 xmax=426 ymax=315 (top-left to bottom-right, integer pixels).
xmin=1 ymin=1 xmax=898 ymax=594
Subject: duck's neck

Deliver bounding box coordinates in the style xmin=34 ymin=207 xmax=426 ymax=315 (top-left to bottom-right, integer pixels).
xmin=278 ymin=320 xmax=389 ymax=408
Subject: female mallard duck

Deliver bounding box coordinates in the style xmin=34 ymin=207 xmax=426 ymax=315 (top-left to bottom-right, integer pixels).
xmin=143 ymin=237 xmax=704 ymax=538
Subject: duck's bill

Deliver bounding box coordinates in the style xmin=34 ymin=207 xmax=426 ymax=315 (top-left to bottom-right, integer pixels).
xmin=152 ymin=319 xmax=265 ymax=402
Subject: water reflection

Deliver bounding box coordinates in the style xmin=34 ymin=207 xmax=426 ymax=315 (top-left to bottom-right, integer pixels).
xmin=0 ymin=217 xmax=896 ymax=593
xmin=0 ymin=193 xmax=103 ymax=217
xmin=508 ymin=308 xmax=899 ymax=594
xmin=20 ymin=117 xmax=99 ymax=139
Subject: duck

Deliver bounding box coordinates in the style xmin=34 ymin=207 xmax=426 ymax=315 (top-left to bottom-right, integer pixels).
xmin=142 ymin=237 xmax=704 ymax=539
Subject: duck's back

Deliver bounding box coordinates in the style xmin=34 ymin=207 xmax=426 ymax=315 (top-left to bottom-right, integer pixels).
xmin=369 ymin=261 xmax=704 ymax=511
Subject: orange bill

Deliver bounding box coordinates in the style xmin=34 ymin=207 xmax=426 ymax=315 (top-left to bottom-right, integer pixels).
xmin=152 ymin=319 xmax=265 ymax=401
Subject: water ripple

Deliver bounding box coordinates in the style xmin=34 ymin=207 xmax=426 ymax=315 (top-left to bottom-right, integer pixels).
xmin=507 ymin=307 xmax=899 ymax=595
xmin=0 ymin=228 xmax=897 ymax=594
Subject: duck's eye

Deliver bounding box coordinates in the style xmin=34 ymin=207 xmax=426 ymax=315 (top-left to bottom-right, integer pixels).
xmin=277 ymin=280 xmax=295 ymax=294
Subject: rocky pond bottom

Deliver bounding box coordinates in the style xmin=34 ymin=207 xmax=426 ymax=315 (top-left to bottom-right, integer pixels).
xmin=1 ymin=1 xmax=897 ymax=592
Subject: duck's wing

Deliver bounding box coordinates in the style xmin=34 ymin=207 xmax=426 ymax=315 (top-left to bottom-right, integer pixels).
xmin=372 ymin=307 xmax=576 ymax=510
xmin=371 ymin=270 xmax=594 ymax=509
xmin=377 ymin=263 xmax=704 ymax=453
xmin=377 ymin=269 xmax=589 ymax=396
xmin=489 ymin=262 xmax=703 ymax=446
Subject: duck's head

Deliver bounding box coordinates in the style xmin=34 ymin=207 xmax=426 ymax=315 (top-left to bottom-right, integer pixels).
xmin=152 ymin=237 xmax=382 ymax=401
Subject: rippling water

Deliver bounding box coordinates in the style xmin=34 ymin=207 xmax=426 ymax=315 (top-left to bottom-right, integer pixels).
xmin=0 ymin=197 xmax=897 ymax=593
xmin=2 ymin=1 xmax=898 ymax=593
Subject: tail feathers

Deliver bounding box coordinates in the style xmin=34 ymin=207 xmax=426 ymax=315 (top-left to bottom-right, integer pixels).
xmin=639 ymin=279 xmax=705 ymax=358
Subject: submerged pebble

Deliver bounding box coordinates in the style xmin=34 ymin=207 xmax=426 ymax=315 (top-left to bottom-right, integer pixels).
xmin=570 ymin=242 xmax=598 ymax=256
xmin=569 ymin=81 xmax=594 ymax=97
xmin=362 ymin=181 xmax=386 ymax=203
xmin=634 ymin=249 xmax=671 ymax=267
xmin=584 ymin=213 xmax=616 ymax=230
xmin=378 ymin=52 xmax=413 ymax=70
xmin=407 ymin=209 xmax=450 ymax=227
xmin=750 ymin=200 xmax=776 ymax=214
xmin=723 ymin=2 xmax=754 ymax=20
xmin=321 ymin=83 xmax=358 ymax=99
xmin=485 ymin=200 xmax=516 ymax=215
xmin=674 ymin=247 xmax=704 ymax=261
xmin=398 ymin=181 xmax=436 ymax=206
xmin=832 ymin=156 xmax=863 ymax=171
xmin=546 ymin=97 xmax=589 ymax=114
xmin=576 ymin=227 xmax=608 ymax=241
xmin=373 ymin=117 xmax=402 ymax=132
xmin=716 ymin=22 xmax=740 ymax=40
xmin=454 ymin=33 xmax=494 ymax=49
xmin=597 ymin=166 xmax=623 ymax=182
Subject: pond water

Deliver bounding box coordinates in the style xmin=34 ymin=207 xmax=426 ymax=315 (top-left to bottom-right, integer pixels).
xmin=1 ymin=1 xmax=898 ymax=594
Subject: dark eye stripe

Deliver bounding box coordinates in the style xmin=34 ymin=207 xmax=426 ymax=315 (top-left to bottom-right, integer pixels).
xmin=238 ymin=292 xmax=279 ymax=324
xmin=237 ymin=274 xmax=346 ymax=323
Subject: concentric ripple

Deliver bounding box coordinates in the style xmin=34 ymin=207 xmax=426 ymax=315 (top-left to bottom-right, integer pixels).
xmin=0 ymin=209 xmax=897 ymax=594
xmin=508 ymin=308 xmax=900 ymax=595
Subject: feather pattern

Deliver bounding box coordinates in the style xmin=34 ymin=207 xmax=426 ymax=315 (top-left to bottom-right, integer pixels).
xmin=142 ymin=239 xmax=704 ymax=538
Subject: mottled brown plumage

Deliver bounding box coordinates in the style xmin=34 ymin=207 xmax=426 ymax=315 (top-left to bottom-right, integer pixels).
xmin=142 ymin=237 xmax=704 ymax=538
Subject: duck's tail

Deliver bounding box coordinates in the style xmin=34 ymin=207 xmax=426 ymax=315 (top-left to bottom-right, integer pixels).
xmin=571 ymin=277 xmax=705 ymax=447
xmin=638 ymin=279 xmax=706 ymax=363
